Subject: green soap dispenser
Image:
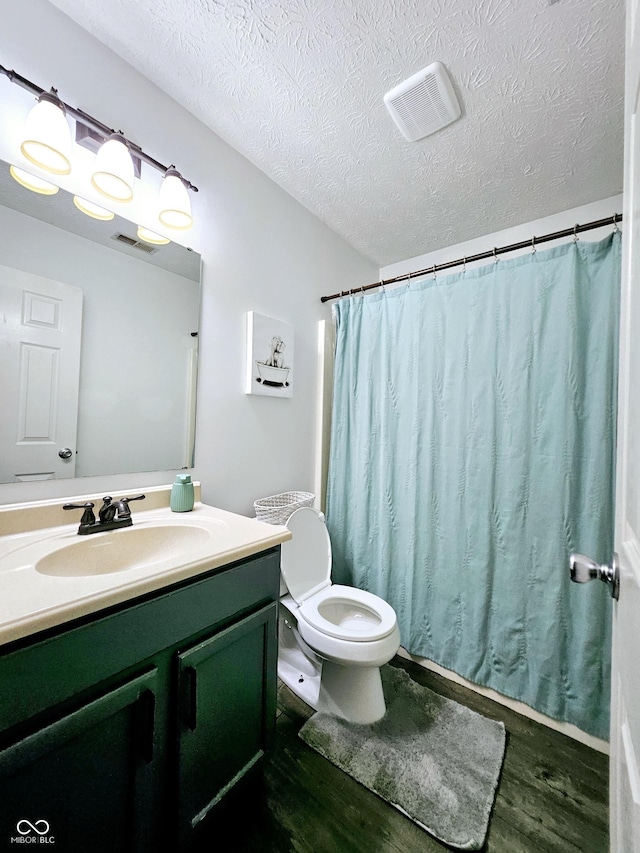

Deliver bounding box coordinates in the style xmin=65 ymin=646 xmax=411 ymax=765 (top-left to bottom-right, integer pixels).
xmin=170 ymin=473 xmax=194 ymax=512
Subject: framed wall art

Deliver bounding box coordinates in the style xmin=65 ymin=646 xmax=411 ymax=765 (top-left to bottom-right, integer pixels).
xmin=245 ymin=311 xmax=294 ymax=398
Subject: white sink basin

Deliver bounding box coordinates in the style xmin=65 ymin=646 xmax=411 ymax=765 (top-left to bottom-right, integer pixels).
xmin=0 ymin=496 xmax=292 ymax=646
xmin=35 ymin=523 xmax=213 ymax=577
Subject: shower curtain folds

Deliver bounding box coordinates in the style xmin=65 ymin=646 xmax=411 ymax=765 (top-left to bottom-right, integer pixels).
xmin=326 ymin=233 xmax=620 ymax=739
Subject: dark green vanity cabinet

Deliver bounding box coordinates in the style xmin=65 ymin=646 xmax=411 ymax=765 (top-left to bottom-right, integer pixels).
xmin=0 ymin=547 xmax=281 ymax=852
xmin=0 ymin=669 xmax=158 ymax=852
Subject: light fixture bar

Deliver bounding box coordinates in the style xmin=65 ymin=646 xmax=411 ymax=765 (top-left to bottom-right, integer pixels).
xmin=0 ymin=63 xmax=198 ymax=193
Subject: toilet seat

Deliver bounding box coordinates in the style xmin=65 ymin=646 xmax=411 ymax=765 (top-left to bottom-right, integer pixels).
xmin=299 ymin=585 xmax=397 ymax=642
xmin=282 ymin=508 xmax=398 ymax=643
xmin=281 ymin=507 xmax=332 ymax=603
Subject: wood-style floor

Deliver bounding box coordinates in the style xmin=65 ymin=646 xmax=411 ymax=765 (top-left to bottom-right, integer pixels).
xmin=208 ymin=656 xmax=609 ymax=852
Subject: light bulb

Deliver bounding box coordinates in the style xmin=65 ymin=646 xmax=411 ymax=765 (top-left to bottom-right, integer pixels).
xmin=158 ymin=168 xmax=192 ymax=230
xmin=91 ymin=133 xmax=134 ymax=203
xmin=20 ymin=91 xmax=72 ymax=175
xmin=9 ymin=165 xmax=60 ymax=195
xmin=137 ymin=226 xmax=170 ymax=245
xmin=73 ymin=196 xmax=115 ymax=221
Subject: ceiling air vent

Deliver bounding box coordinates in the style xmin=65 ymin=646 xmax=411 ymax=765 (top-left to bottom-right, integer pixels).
xmin=112 ymin=233 xmax=159 ymax=254
xmin=384 ymin=62 xmax=461 ymax=142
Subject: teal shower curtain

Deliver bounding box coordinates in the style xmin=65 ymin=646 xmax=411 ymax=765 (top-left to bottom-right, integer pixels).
xmin=326 ymin=233 xmax=620 ymax=739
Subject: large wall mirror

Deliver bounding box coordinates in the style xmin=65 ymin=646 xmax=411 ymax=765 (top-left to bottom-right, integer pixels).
xmin=0 ymin=159 xmax=201 ymax=484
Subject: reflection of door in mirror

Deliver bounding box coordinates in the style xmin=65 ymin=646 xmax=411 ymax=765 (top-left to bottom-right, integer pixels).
xmin=0 ymin=266 xmax=82 ymax=482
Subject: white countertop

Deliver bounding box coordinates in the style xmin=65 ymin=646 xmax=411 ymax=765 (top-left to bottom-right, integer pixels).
xmin=0 ymin=490 xmax=290 ymax=646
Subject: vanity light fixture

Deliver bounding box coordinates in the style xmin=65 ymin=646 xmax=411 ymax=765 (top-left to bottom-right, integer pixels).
xmin=137 ymin=225 xmax=170 ymax=245
xmin=158 ymin=168 xmax=192 ymax=230
xmin=1 ymin=63 xmax=198 ymax=229
xmin=9 ymin=164 xmax=60 ymax=195
xmin=20 ymin=89 xmax=72 ymax=175
xmin=91 ymin=133 xmax=135 ymax=203
xmin=73 ymin=196 xmax=115 ymax=221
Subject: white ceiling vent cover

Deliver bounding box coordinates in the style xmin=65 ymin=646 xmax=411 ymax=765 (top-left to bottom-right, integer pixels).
xmin=384 ymin=62 xmax=461 ymax=142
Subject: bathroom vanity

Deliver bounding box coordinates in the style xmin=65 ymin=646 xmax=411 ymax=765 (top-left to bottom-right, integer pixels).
xmin=0 ymin=486 xmax=290 ymax=851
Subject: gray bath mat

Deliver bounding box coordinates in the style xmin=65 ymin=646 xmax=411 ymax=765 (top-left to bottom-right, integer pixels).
xmin=298 ymin=665 xmax=506 ymax=850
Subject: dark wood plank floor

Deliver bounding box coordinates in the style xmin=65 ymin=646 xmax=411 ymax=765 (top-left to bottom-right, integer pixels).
xmin=205 ymin=656 xmax=609 ymax=852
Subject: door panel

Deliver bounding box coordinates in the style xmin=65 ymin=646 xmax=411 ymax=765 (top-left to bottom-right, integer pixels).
xmin=176 ymin=603 xmax=277 ymax=844
xmin=0 ymin=266 xmax=82 ymax=481
xmin=611 ymin=2 xmax=640 ymax=848
xmin=0 ymin=669 xmax=158 ymax=853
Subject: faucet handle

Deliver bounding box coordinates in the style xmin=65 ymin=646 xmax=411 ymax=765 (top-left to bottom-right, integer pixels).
xmin=116 ymin=494 xmax=146 ymax=519
xmin=63 ymin=501 xmax=96 ymax=525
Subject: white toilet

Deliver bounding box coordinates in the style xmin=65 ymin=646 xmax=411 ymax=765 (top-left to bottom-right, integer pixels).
xmin=278 ymin=507 xmax=400 ymax=724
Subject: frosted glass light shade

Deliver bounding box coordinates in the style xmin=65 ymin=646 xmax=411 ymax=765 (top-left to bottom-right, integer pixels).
xmin=137 ymin=226 xmax=170 ymax=245
xmin=20 ymin=94 xmax=72 ymax=175
xmin=91 ymin=134 xmax=134 ymax=202
xmin=158 ymin=169 xmax=192 ymax=230
xmin=73 ymin=196 xmax=115 ymax=221
xmin=9 ymin=165 xmax=59 ymax=195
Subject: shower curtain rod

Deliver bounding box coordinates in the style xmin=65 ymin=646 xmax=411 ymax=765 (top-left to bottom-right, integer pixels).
xmin=320 ymin=213 xmax=623 ymax=303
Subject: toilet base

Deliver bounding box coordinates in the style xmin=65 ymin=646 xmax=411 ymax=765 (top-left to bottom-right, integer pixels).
xmin=278 ymin=603 xmax=391 ymax=724
xmin=317 ymin=661 xmax=386 ymax=724
xmin=278 ymin=648 xmax=322 ymax=709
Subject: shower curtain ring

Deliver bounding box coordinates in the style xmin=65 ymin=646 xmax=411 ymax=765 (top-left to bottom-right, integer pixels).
xmin=613 ymin=215 xmax=620 ymax=233
xmin=493 ymin=247 xmax=498 ymax=264
xmin=379 ymin=279 xmax=385 ymax=293
xmin=573 ymin=224 xmax=579 ymax=243
xmin=432 ymin=265 xmax=437 ymax=280
xmin=531 ymin=236 xmax=536 ymax=254
xmin=462 ymin=257 xmax=466 ymax=274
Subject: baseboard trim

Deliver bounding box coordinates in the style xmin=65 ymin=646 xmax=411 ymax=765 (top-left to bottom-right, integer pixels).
xmin=397 ymin=647 xmax=610 ymax=756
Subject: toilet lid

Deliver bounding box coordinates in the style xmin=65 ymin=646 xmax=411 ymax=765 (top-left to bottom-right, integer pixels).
xmin=281 ymin=507 xmax=331 ymax=603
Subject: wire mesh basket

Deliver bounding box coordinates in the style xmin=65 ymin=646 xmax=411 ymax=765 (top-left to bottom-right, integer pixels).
xmin=253 ymin=491 xmax=315 ymax=525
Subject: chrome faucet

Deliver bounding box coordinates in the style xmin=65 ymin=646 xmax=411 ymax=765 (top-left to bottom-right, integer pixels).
xmin=64 ymin=494 xmax=146 ymax=535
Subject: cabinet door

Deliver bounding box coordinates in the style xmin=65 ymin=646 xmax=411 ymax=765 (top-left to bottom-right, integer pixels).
xmin=176 ymin=602 xmax=277 ymax=843
xmin=0 ymin=669 xmax=158 ymax=853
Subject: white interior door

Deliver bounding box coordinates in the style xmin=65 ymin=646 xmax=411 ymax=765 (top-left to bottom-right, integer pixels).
xmin=0 ymin=265 xmax=83 ymax=482
xmin=610 ymin=1 xmax=640 ymax=849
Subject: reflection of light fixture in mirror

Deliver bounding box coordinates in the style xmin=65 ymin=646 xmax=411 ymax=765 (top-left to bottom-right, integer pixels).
xmin=158 ymin=168 xmax=192 ymax=230
xmin=9 ymin=164 xmax=60 ymax=195
xmin=73 ymin=196 xmax=115 ymax=221
xmin=91 ymin=133 xmax=134 ymax=202
xmin=20 ymin=90 xmax=72 ymax=175
xmin=137 ymin=226 xmax=170 ymax=245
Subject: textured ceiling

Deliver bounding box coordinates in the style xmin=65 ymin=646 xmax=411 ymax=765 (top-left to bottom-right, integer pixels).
xmin=48 ymin=0 xmax=625 ymax=266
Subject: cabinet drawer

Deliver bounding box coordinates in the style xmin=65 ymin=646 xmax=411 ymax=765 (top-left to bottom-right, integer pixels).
xmin=0 ymin=548 xmax=281 ymax=734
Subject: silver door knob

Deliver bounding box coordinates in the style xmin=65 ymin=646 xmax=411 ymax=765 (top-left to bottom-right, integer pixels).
xmin=58 ymin=448 xmax=73 ymax=459
xmin=569 ymin=552 xmax=619 ymax=600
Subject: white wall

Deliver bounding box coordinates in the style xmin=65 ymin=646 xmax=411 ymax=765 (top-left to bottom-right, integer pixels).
xmin=380 ymin=195 xmax=623 ymax=282
xmin=0 ymin=0 xmax=377 ymax=513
